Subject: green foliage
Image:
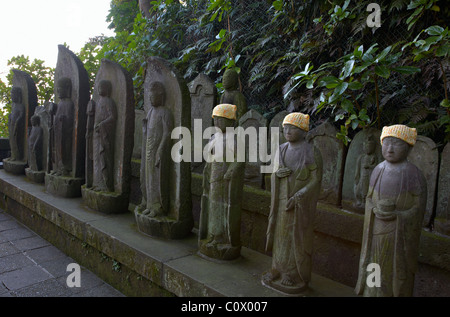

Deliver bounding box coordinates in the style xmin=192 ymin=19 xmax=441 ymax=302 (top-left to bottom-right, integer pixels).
xmin=0 ymin=55 xmax=54 ymax=137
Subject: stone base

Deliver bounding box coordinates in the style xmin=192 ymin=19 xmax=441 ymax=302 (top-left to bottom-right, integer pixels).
xmin=2 ymin=158 xmax=26 ymax=175
xmin=434 ymin=218 xmax=450 ymax=237
xmin=134 ymin=206 xmax=193 ymax=239
xmin=25 ymin=168 xmax=45 ymax=183
xmin=81 ymin=185 xmax=129 ymax=214
xmin=261 ymin=271 xmax=308 ymax=296
xmin=45 ymin=173 xmax=84 ymax=198
xmin=198 ymin=239 xmax=241 ymax=261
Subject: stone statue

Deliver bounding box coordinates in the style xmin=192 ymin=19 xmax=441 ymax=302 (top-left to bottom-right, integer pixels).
xmin=51 ymin=77 xmax=74 ymax=176
xmin=27 ymin=115 xmax=44 ymax=172
xmin=199 ymin=104 xmax=246 ymax=261
xmin=8 ymin=87 xmax=25 ymax=162
xmin=85 ymin=99 xmax=95 ymax=188
xmin=82 ymin=59 xmax=135 ymax=214
xmin=138 ymin=81 xmax=174 ymax=217
xmin=262 ymin=112 xmax=323 ymax=294
xmin=355 ymin=124 xmax=427 ymax=297
xmin=220 ymin=69 xmax=247 ymax=124
xmin=91 ymin=80 xmax=117 ymax=192
xmin=134 ymin=57 xmax=193 ymax=239
xmin=354 ymin=135 xmax=378 ymax=208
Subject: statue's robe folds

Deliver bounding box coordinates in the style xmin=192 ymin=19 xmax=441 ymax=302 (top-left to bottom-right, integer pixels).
xmin=53 ymin=100 xmax=74 ymax=175
xmin=140 ymin=106 xmax=173 ymax=215
xmin=92 ymin=97 xmax=116 ymax=192
xmin=266 ymin=142 xmax=322 ymax=287
xmin=28 ymin=125 xmax=43 ymax=171
xmin=199 ymin=131 xmax=245 ymax=259
xmin=355 ymin=161 xmax=427 ymax=297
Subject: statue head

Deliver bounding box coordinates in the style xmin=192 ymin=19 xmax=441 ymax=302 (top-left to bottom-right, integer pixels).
xmin=11 ymin=87 xmax=22 ymax=103
xmin=363 ymin=135 xmax=376 ymax=155
xmin=98 ymin=80 xmax=112 ymax=97
xmin=148 ymin=81 xmax=166 ymax=108
xmin=222 ymin=69 xmax=239 ymax=90
xmin=282 ymin=112 xmax=309 ymax=143
xmin=56 ymin=77 xmax=72 ymax=99
xmin=31 ymin=115 xmax=40 ymax=127
xmin=212 ymin=104 xmax=237 ymax=133
xmin=380 ymin=125 xmax=416 ymax=164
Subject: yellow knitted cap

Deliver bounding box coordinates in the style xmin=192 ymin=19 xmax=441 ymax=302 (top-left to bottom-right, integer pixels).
xmin=380 ymin=124 xmax=417 ymax=146
xmin=282 ymin=112 xmax=310 ymax=132
xmin=212 ymin=104 xmax=237 ymax=120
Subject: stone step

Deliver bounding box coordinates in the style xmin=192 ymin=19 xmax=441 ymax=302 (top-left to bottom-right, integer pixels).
xmin=0 ymin=170 xmax=355 ymax=297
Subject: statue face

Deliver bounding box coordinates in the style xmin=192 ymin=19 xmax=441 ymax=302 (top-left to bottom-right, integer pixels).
xmin=382 ymin=137 xmax=410 ymax=163
xmin=11 ymin=87 xmax=22 ymax=103
xmin=364 ymin=141 xmax=376 ymax=154
xmin=98 ymin=80 xmax=112 ymax=97
xmin=213 ymin=116 xmax=235 ymax=133
xmin=57 ymin=78 xmax=71 ymax=99
xmin=222 ymin=69 xmax=238 ymax=90
xmin=283 ymin=124 xmax=306 ymax=143
xmin=148 ymin=84 xmax=165 ymax=108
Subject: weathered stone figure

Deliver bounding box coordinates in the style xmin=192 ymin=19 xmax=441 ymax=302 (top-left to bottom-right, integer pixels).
xmin=139 ymin=81 xmax=174 ymax=217
xmin=354 ymin=135 xmax=378 ymax=208
xmin=355 ymin=124 xmax=427 ymax=297
xmin=199 ymin=104 xmax=246 ymax=261
xmin=8 ymin=87 xmax=25 ymax=162
xmin=92 ymin=80 xmax=116 ymax=192
xmin=263 ymin=113 xmax=323 ymax=294
xmin=27 ymin=115 xmax=44 ymax=172
xmin=52 ymin=77 xmax=74 ymax=176
xmin=85 ymin=99 xmax=95 ymax=188
xmin=220 ymin=69 xmax=247 ymax=124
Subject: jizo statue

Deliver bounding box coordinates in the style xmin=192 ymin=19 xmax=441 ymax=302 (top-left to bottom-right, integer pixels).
xmin=199 ymin=104 xmax=245 ymax=261
xmin=354 ymin=135 xmax=378 ymax=208
xmin=139 ymin=81 xmax=174 ymax=217
xmin=8 ymin=87 xmax=25 ymax=162
xmin=27 ymin=115 xmax=44 ymax=172
xmin=262 ymin=112 xmax=323 ymax=295
xmin=355 ymin=124 xmax=427 ymax=297
xmin=51 ymin=77 xmax=74 ymax=176
xmin=220 ymin=69 xmax=247 ymax=124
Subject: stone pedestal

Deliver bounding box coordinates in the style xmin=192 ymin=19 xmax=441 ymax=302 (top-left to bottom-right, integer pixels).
xmin=45 ymin=173 xmax=84 ymax=198
xmin=3 ymin=158 xmax=26 ymax=175
xmin=134 ymin=211 xmax=194 ymax=239
xmin=25 ymin=167 xmax=45 ymax=183
xmin=81 ymin=186 xmax=129 ymax=214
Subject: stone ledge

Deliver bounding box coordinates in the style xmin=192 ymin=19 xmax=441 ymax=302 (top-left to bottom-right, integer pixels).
xmin=0 ymin=170 xmax=355 ymax=297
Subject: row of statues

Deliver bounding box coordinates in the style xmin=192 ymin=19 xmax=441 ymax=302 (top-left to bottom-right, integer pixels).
xmin=1 ymin=47 xmax=432 ymax=296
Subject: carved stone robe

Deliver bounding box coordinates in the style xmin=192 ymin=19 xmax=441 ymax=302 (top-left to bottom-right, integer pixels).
xmin=266 ymin=142 xmax=322 ymax=288
xmin=355 ymin=160 xmax=427 ymax=297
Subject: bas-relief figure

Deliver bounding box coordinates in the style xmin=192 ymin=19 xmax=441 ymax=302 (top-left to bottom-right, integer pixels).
xmin=355 ymin=125 xmax=427 ymax=297
xmin=199 ymin=104 xmax=245 ymax=261
xmin=139 ymin=81 xmax=173 ymax=217
xmin=27 ymin=115 xmax=44 ymax=172
xmin=3 ymin=70 xmax=37 ymax=175
xmin=8 ymin=87 xmax=25 ymax=163
xmin=82 ymin=59 xmax=135 ymax=214
xmin=51 ymin=77 xmax=74 ymax=177
xmin=134 ymin=56 xmax=193 ymax=239
xmin=262 ymin=113 xmax=323 ymax=295
xmin=45 ymin=45 xmax=89 ymax=198
xmin=220 ymin=69 xmax=247 ymax=124
xmin=354 ymin=135 xmax=378 ymax=209
xmin=91 ymin=80 xmax=116 ymax=192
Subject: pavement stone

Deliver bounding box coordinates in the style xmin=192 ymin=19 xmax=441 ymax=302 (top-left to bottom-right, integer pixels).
xmin=0 ymin=209 xmax=124 ymax=297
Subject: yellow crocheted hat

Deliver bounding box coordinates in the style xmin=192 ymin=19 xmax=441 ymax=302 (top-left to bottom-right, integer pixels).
xmin=380 ymin=124 xmax=417 ymax=146
xmin=212 ymin=104 xmax=237 ymax=120
xmin=282 ymin=112 xmax=310 ymax=132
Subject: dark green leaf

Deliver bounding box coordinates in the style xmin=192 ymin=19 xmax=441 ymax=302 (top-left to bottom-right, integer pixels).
xmin=375 ymin=65 xmax=390 ymax=78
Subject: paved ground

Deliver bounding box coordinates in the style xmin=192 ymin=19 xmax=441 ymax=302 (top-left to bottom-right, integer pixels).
xmin=0 ymin=209 xmax=124 ymax=297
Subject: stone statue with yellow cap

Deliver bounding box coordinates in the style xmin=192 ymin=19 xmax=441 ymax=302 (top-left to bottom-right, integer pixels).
xmin=198 ymin=103 xmax=246 ymax=261
xmin=262 ymin=112 xmax=323 ymax=295
xmin=355 ymin=124 xmax=427 ymax=297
